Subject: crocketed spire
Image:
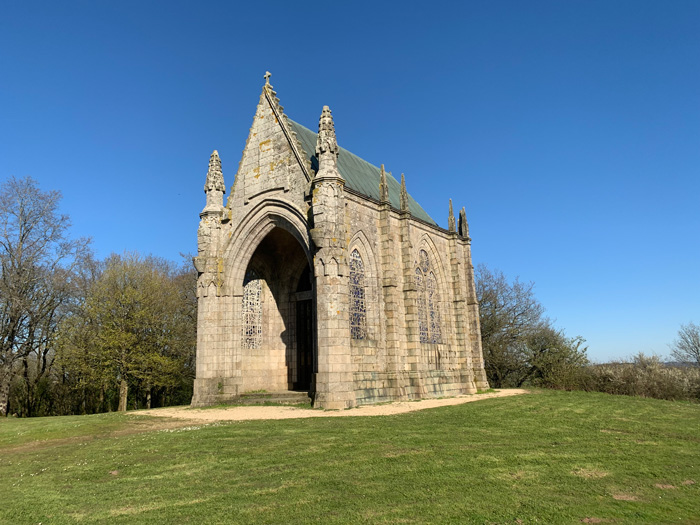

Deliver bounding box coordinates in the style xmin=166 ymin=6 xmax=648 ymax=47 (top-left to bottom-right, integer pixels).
xmin=204 ymin=150 xmax=225 ymax=194
xmin=379 ymin=164 xmax=389 ymax=203
xmin=400 ymin=173 xmax=409 ymax=212
xmin=448 ymin=199 xmax=456 ymax=232
xmin=458 ymin=206 xmax=470 ymax=238
xmin=316 ymin=106 xmax=340 ymax=176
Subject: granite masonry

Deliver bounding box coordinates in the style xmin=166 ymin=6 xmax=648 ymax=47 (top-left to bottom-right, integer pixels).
xmin=191 ymin=74 xmax=489 ymax=409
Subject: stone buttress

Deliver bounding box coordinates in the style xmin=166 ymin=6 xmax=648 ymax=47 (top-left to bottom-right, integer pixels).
xmin=309 ymin=106 xmax=355 ymax=409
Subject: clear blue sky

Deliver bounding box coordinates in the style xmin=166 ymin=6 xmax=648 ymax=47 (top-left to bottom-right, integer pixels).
xmin=1 ymin=1 xmax=698 ymax=362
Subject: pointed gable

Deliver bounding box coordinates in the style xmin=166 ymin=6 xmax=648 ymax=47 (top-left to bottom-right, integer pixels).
xmin=287 ymin=120 xmax=437 ymax=225
xmin=228 ymin=86 xmax=310 ymax=211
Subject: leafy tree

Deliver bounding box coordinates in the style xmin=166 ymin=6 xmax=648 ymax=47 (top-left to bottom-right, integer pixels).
xmin=0 ymin=176 xmax=90 ymax=416
xmin=167 ymin=256 xmax=198 ymax=404
xmin=670 ymin=322 xmax=700 ymax=367
xmin=59 ymin=253 xmax=195 ymax=411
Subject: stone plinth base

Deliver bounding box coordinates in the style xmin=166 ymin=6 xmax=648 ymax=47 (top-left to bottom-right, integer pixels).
xmin=352 ymin=370 xmax=477 ymax=407
xmin=190 ymin=378 xmax=240 ymax=407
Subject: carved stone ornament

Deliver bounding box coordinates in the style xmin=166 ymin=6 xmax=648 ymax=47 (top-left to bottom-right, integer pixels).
xmin=316 ymin=106 xmax=339 ymax=173
xmin=204 ymin=150 xmax=226 ymax=194
xmin=400 ymin=173 xmax=409 ymax=212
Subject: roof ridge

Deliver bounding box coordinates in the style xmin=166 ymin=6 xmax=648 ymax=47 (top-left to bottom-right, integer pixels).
xmin=286 ymin=118 xmax=436 ymax=225
xmin=287 ymin=118 xmax=398 ymax=183
xmin=262 ymin=84 xmax=314 ymax=182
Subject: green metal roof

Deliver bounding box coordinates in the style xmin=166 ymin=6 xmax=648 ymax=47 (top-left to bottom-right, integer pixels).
xmin=287 ymin=119 xmax=437 ymax=225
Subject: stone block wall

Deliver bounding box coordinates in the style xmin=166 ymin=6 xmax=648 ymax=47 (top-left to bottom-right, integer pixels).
xmin=341 ymin=192 xmax=488 ymax=406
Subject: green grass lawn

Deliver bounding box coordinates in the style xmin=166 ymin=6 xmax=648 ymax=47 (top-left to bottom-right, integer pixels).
xmin=1 ymin=390 xmax=698 ymax=524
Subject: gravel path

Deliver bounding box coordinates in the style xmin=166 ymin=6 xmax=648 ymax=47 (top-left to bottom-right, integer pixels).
xmin=137 ymin=389 xmax=529 ymax=422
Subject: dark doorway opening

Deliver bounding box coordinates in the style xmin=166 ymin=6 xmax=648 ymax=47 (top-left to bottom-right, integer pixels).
xmin=294 ymin=299 xmax=313 ymax=390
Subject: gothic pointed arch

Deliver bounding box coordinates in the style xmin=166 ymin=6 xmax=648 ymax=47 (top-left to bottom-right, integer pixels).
xmin=416 ymin=233 xmax=450 ymax=292
xmin=348 ymin=230 xmax=379 ymax=342
xmin=222 ymin=198 xmax=311 ymax=296
xmin=414 ymin=235 xmax=451 ymax=369
xmin=415 ymin=249 xmax=444 ymax=345
xmin=349 ymin=248 xmax=367 ymax=340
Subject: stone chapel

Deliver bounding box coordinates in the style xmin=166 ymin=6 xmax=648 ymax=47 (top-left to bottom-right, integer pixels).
xmin=191 ymin=74 xmax=489 ymax=409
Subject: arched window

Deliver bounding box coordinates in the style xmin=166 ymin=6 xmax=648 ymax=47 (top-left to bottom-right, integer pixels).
xmin=242 ymin=269 xmax=262 ymax=349
xmin=415 ymin=250 xmax=442 ymax=344
xmin=415 ymin=266 xmax=428 ymax=342
xmin=426 ymin=271 xmax=442 ymax=344
xmin=349 ymin=249 xmax=367 ymax=340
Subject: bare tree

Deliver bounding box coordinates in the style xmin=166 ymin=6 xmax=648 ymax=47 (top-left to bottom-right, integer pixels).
xmin=475 ymin=264 xmax=588 ymax=388
xmin=475 ymin=264 xmax=546 ymax=386
xmin=0 ymin=176 xmax=89 ymax=416
xmin=670 ymin=322 xmax=700 ymax=367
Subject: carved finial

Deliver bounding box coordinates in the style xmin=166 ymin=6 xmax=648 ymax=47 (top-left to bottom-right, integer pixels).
xmin=400 ymin=173 xmax=409 ymax=212
xmin=379 ymin=164 xmax=389 ymax=203
xmin=201 ymin=150 xmax=225 ymax=216
xmin=204 ymin=150 xmax=225 ymax=194
xmin=448 ymin=199 xmax=456 ymax=232
xmin=458 ymin=206 xmax=470 ymax=238
xmin=264 ymin=71 xmax=271 ymax=86
xmin=315 ymin=106 xmax=340 ymax=178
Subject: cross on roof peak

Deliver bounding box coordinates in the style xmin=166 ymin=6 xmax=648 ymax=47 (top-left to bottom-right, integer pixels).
xmin=264 ymin=71 xmax=271 ymax=85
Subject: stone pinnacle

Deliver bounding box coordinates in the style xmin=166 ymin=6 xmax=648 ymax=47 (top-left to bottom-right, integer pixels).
xmin=400 ymin=173 xmax=409 ymax=212
xmin=379 ymin=164 xmax=389 ymax=203
xmin=459 ymin=206 xmax=469 ymax=238
xmin=448 ymin=199 xmax=456 ymax=232
xmin=315 ymin=105 xmax=340 ymax=176
xmin=204 ymin=150 xmax=225 ymax=194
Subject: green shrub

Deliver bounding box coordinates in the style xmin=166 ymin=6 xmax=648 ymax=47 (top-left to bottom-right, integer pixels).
xmin=586 ymin=353 xmax=700 ymax=402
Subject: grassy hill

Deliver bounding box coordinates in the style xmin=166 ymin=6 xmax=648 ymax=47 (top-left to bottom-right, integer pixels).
xmin=1 ymin=390 xmax=698 ymax=524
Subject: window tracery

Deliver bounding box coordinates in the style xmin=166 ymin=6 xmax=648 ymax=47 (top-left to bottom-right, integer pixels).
xmin=415 ymin=249 xmax=442 ymax=345
xmin=242 ymin=269 xmax=262 ymax=349
xmin=349 ymin=249 xmax=367 ymax=340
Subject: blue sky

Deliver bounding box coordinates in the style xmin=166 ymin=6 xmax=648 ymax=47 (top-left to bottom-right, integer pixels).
xmin=1 ymin=1 xmax=698 ymax=362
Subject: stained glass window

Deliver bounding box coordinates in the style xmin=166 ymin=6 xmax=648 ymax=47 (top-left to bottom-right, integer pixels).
xmin=242 ymin=269 xmax=262 ymax=349
xmin=415 ymin=250 xmax=442 ymax=345
xmin=349 ymin=249 xmax=367 ymax=340
xmin=416 ymin=267 xmax=428 ymax=343
xmin=427 ymin=271 xmax=442 ymax=344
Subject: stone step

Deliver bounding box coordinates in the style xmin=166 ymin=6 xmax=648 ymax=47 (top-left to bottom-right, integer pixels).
xmin=236 ymin=391 xmax=312 ymax=405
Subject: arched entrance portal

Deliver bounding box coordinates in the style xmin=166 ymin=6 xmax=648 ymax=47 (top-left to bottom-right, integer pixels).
xmin=241 ymin=227 xmax=315 ymax=393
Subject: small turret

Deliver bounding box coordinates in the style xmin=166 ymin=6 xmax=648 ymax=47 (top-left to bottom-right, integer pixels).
xmin=448 ymin=199 xmax=456 ymax=233
xmin=379 ymin=164 xmax=389 ymax=203
xmin=400 ymin=173 xmax=409 ymax=212
xmin=202 ymin=150 xmax=225 ymax=216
